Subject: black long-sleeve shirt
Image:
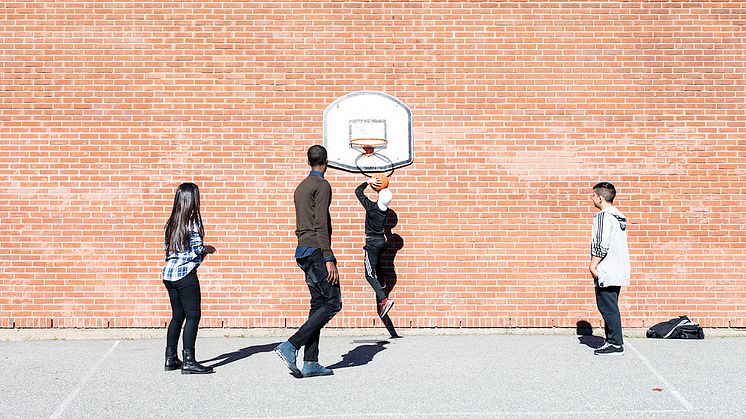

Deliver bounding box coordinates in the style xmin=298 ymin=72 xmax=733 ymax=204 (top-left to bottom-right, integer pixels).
xmin=355 ymin=182 xmax=388 ymax=237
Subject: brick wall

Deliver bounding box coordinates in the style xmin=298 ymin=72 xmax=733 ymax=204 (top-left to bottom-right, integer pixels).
xmin=2 ymin=1 xmax=744 ymax=329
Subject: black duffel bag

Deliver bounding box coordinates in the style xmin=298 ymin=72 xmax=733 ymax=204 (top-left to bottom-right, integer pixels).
xmin=646 ymin=316 xmax=704 ymax=339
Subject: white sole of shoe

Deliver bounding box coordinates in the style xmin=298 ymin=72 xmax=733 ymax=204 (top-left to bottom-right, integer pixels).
xmin=379 ymin=301 xmax=394 ymax=318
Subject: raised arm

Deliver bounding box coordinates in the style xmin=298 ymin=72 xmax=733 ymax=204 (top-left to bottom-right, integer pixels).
xmin=355 ymin=182 xmax=377 ymax=212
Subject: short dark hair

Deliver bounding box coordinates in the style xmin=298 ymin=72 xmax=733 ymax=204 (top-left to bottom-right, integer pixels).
xmin=307 ymin=145 xmax=327 ymax=167
xmin=593 ymin=182 xmax=616 ymax=203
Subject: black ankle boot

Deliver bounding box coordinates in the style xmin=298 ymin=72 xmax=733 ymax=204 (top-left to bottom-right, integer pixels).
xmin=164 ymin=347 xmax=182 ymax=371
xmin=181 ymin=349 xmax=214 ymax=374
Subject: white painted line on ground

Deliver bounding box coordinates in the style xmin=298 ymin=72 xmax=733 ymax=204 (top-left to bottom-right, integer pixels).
xmin=626 ymin=341 xmax=694 ymax=411
xmin=49 ymin=340 xmax=120 ymax=419
xmin=255 ymin=410 xmax=689 ymax=419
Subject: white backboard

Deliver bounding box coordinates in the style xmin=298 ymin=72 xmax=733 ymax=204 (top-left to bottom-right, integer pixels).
xmin=323 ymin=91 xmax=413 ymax=173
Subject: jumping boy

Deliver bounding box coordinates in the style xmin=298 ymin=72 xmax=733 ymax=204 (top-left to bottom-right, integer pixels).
xmin=589 ymin=182 xmax=631 ymax=356
xmin=355 ymin=177 xmax=395 ymax=319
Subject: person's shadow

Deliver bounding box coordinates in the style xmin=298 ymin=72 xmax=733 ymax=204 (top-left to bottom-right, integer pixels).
xmin=327 ymin=340 xmax=389 ymax=370
xmin=576 ymin=320 xmax=605 ymax=348
xmin=378 ymin=209 xmax=404 ymax=338
xmin=203 ymin=342 xmax=281 ymax=369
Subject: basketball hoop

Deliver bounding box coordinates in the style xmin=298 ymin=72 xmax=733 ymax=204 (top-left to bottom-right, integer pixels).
xmin=349 ymin=137 xmax=387 ymax=156
xmin=352 ymin=141 xmax=395 ymax=178
xmin=350 ymin=137 xmax=393 ymax=177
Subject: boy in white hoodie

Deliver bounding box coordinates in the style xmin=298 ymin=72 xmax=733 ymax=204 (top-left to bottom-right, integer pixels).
xmin=589 ymin=182 xmax=630 ymax=356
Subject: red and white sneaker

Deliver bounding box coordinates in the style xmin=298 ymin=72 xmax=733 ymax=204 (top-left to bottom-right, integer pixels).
xmin=378 ymin=298 xmax=395 ymax=318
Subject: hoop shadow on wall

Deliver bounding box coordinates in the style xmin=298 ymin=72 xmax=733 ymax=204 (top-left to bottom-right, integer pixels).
xmin=378 ymin=210 xmax=403 ymax=338
xmin=355 ymin=151 xmax=395 ymax=178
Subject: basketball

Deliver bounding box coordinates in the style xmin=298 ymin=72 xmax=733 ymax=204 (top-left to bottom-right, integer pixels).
xmin=371 ymin=174 xmax=389 ymax=192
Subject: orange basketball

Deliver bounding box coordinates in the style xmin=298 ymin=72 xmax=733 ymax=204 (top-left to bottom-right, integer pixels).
xmin=371 ymin=174 xmax=389 ymax=192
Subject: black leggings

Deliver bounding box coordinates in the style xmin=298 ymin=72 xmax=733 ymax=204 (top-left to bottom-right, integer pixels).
xmin=163 ymin=270 xmax=202 ymax=350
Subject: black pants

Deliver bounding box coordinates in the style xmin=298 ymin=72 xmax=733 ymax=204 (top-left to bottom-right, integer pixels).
xmin=289 ymin=250 xmax=342 ymax=362
xmin=364 ymin=236 xmax=388 ymax=304
xmin=163 ymin=270 xmax=202 ymax=351
xmin=595 ymin=285 xmax=623 ymax=346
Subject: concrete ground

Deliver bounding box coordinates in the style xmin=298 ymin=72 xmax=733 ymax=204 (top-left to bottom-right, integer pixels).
xmin=1 ymin=329 xmax=744 ymax=418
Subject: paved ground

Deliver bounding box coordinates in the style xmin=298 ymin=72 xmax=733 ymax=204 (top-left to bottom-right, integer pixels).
xmin=1 ymin=330 xmax=744 ymax=418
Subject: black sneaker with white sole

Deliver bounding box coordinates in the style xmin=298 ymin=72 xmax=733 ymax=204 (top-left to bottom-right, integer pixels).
xmin=594 ymin=343 xmax=624 ymax=356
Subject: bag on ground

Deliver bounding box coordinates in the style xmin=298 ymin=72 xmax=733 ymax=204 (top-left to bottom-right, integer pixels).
xmin=646 ymin=316 xmax=704 ymax=339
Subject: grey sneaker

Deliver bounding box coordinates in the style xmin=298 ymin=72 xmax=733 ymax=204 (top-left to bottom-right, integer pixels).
xmin=274 ymin=341 xmax=302 ymax=377
xmin=302 ymin=361 xmax=334 ymax=377
xmin=594 ymin=343 xmax=624 ymax=356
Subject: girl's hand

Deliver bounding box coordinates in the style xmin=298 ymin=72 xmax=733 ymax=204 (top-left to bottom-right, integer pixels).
xmin=367 ymin=177 xmax=381 ymax=187
xmin=204 ymin=245 xmax=216 ymax=254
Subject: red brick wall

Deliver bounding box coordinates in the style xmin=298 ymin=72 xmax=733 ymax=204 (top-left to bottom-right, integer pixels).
xmin=2 ymin=1 xmax=744 ymax=329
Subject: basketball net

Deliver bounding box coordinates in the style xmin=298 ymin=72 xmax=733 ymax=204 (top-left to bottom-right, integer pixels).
xmin=351 ymin=139 xmax=395 ymax=178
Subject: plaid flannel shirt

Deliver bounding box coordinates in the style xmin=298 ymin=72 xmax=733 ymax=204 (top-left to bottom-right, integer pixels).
xmin=162 ymin=227 xmax=205 ymax=282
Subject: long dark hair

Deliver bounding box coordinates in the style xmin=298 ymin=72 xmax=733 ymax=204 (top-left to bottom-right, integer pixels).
xmin=164 ymin=183 xmax=204 ymax=255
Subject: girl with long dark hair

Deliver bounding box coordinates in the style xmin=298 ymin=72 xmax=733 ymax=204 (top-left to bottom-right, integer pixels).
xmin=162 ymin=183 xmax=215 ymax=374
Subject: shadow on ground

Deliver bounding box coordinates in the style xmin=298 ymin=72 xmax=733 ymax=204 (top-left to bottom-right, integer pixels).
xmin=327 ymin=340 xmax=389 ymax=370
xmin=203 ymin=342 xmax=281 ymax=369
xmin=576 ymin=320 xmax=605 ymax=348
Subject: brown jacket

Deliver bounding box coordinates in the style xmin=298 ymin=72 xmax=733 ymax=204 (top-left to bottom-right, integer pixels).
xmin=294 ymin=173 xmax=334 ymax=261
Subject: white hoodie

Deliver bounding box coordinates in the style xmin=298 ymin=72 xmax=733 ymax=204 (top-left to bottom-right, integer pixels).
xmin=590 ymin=206 xmax=630 ymax=287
